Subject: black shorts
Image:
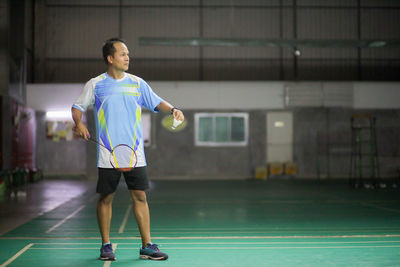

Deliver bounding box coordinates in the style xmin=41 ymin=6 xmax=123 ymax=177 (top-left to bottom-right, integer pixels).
xmin=96 ymin=167 xmax=149 ymax=195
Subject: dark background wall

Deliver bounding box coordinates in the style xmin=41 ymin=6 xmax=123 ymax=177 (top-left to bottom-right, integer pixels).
xmin=25 ymin=0 xmax=400 ymax=83
xmin=293 ymin=108 xmax=400 ymax=179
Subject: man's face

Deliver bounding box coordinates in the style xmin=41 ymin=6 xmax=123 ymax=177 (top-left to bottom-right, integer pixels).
xmin=108 ymin=42 xmax=130 ymax=71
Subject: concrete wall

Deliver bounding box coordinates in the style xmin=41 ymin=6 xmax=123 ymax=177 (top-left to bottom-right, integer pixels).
xmin=145 ymin=110 xmax=266 ymax=180
xmin=354 ymin=83 xmax=400 ymax=109
xmin=26 ymin=81 xmax=400 ymax=112
xmin=143 ymin=108 xmax=400 ymax=179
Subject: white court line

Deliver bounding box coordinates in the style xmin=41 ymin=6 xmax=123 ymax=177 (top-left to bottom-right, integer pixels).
xmin=26 ymin=245 xmax=400 ymax=250
xmin=118 ymin=204 xmax=132 ymax=234
xmin=149 ymin=200 xmax=400 ymax=204
xmin=116 ymin=245 xmax=400 ymax=249
xmin=2 ymin=234 xmax=400 ymax=240
xmin=27 ymin=245 xmax=400 ymax=250
xmin=110 ymin=229 xmax=400 ymax=234
xmin=62 ymin=226 xmax=400 ymax=231
xmin=103 ymin=243 xmax=117 ymax=267
xmin=56 ymin=230 xmax=400 ymax=234
xmin=45 ymin=205 xmax=86 ymax=233
xmin=30 ymin=248 xmax=98 ymax=250
xmin=122 ymin=226 xmax=400 ymax=231
xmin=0 ymin=243 xmax=33 ymax=267
xmin=31 ymin=240 xmax=400 ymax=245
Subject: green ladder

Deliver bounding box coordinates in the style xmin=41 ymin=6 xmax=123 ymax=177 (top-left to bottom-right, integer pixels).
xmin=349 ymin=114 xmax=380 ymax=189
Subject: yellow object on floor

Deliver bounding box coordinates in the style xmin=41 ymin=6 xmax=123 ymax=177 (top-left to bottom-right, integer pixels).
xmin=269 ymin=162 xmax=283 ymax=175
xmin=285 ymin=162 xmax=297 ymax=175
xmin=254 ymin=166 xmax=267 ymax=180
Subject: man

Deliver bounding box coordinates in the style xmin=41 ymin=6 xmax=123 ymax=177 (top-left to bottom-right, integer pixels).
xmin=72 ymin=38 xmax=184 ymax=261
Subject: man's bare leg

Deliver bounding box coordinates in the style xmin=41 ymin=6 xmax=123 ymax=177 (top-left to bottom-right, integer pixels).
xmin=130 ymin=190 xmax=151 ymax=247
xmin=97 ymin=193 xmax=115 ymax=244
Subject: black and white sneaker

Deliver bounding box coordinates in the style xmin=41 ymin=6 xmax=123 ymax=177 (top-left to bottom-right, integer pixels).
xmin=100 ymin=243 xmax=116 ymax=261
xmin=140 ymin=243 xmax=168 ymax=260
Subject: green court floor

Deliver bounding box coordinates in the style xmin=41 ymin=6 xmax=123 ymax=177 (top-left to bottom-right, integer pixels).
xmin=1 ymin=179 xmax=400 ymax=266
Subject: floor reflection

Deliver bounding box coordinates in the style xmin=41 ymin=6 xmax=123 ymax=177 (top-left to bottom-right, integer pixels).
xmin=0 ymin=179 xmax=95 ymax=235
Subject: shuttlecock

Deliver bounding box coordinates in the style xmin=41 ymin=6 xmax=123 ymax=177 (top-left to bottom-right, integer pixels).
xmin=171 ymin=118 xmax=183 ymax=129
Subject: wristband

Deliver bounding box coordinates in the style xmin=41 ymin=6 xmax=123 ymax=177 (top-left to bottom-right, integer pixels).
xmin=170 ymin=107 xmax=178 ymax=114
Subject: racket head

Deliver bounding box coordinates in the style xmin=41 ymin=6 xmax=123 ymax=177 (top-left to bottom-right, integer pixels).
xmin=109 ymin=144 xmax=137 ymax=172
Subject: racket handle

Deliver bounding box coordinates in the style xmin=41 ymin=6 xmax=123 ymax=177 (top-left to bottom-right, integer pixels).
xmin=172 ymin=118 xmax=183 ymax=129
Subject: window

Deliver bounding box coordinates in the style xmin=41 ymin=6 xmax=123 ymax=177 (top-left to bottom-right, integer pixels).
xmin=195 ymin=113 xmax=248 ymax=146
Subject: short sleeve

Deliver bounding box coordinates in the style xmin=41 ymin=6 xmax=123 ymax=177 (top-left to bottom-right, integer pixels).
xmin=140 ymin=79 xmax=163 ymax=113
xmin=72 ymin=79 xmax=95 ymax=111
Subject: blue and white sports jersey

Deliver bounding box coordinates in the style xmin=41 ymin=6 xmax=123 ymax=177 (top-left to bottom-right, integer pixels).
xmin=73 ymin=72 xmax=163 ymax=168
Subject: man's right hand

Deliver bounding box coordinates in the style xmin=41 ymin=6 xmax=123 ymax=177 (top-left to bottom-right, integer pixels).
xmin=74 ymin=122 xmax=90 ymax=140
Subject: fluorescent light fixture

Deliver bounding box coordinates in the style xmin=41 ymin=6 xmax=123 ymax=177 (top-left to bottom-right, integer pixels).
xmin=368 ymin=41 xmax=386 ymax=48
xmin=274 ymin=121 xmax=285 ymax=127
xmin=140 ymin=37 xmax=400 ymax=48
xmin=46 ymin=110 xmax=72 ymax=120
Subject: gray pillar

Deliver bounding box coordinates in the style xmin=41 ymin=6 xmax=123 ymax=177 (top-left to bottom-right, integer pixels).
xmin=0 ymin=0 xmax=9 ymax=96
xmin=0 ymin=0 xmax=12 ymax=169
xmin=33 ymin=0 xmax=46 ymax=82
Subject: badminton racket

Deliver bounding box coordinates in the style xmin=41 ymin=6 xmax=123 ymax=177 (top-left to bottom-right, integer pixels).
xmin=87 ymin=137 xmax=137 ymax=172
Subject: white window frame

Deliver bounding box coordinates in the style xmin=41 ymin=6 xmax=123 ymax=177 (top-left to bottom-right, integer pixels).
xmin=195 ymin=113 xmax=249 ymax=147
xmin=142 ymin=113 xmax=151 ymax=147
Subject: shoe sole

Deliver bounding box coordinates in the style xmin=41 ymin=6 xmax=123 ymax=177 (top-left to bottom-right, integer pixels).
xmin=140 ymin=255 xmax=168 ymax=260
xmin=100 ymin=256 xmax=116 ymax=261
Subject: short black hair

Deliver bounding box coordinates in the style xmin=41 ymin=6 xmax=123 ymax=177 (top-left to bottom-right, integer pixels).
xmin=102 ymin=38 xmax=126 ymax=65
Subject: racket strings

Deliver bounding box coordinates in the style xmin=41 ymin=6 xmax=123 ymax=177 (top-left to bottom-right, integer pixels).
xmin=110 ymin=144 xmax=137 ymax=169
